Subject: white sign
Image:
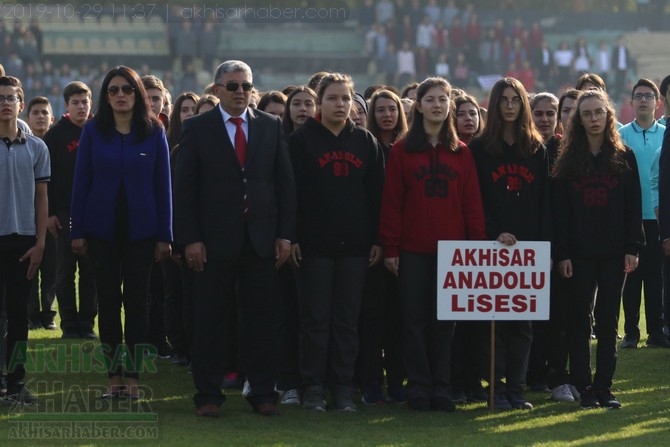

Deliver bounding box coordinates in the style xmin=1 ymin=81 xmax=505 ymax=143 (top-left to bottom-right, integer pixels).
xmin=437 ymin=240 xmax=551 ymax=321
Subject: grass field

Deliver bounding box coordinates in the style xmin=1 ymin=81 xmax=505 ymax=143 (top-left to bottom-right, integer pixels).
xmin=1 ymin=307 xmax=669 ymax=447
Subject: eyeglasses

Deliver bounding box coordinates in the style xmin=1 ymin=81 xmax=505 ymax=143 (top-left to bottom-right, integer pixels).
xmin=632 ymin=93 xmax=656 ymax=101
xmin=107 ymin=85 xmax=136 ymax=96
xmin=501 ymin=97 xmax=522 ymax=108
xmin=580 ymin=109 xmax=607 ymax=120
xmin=216 ymin=82 xmax=254 ymax=92
xmin=0 ymin=95 xmax=20 ymax=104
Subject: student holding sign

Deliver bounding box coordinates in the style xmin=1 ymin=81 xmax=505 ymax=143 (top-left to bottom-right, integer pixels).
xmin=470 ymin=77 xmax=549 ymax=411
xmin=553 ymin=89 xmax=642 ymax=409
xmin=379 ymin=77 xmax=487 ymax=412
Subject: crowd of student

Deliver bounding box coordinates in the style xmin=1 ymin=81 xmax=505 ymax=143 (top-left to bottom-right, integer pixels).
xmin=1 ymin=48 xmax=670 ymax=417
xmin=361 ymin=0 xmax=638 ymax=96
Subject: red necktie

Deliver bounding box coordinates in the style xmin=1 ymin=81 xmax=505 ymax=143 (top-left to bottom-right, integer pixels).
xmin=229 ymin=117 xmax=247 ymax=167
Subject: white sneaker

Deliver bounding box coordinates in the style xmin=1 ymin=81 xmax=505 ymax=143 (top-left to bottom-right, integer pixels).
xmin=551 ymin=384 xmax=575 ymax=402
xmin=281 ymin=388 xmax=301 ymax=405
xmin=242 ymin=380 xmax=251 ymax=397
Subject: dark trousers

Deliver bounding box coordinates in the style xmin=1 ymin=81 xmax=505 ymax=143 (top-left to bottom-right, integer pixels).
xmin=295 ymin=255 xmax=368 ymax=393
xmin=568 ymin=257 xmax=626 ymax=392
xmin=664 ymin=258 xmax=670 ymax=331
xmin=494 ymin=320 xmax=533 ymax=394
xmin=546 ymin=271 xmax=573 ymax=389
xmin=28 ymin=231 xmax=57 ymax=326
xmin=55 ymin=212 xmax=97 ymax=334
xmin=399 ymin=251 xmax=455 ymax=401
xmin=623 ymin=219 xmax=664 ymax=338
xmin=0 ymin=306 xmax=6 ymax=372
xmin=88 ymin=237 xmax=155 ymax=379
xmin=276 ymin=263 xmax=300 ymax=391
xmin=191 ymin=237 xmax=279 ymax=408
xmin=0 ymin=235 xmax=34 ymax=386
xmin=357 ymin=262 xmax=404 ymax=392
xmin=451 ymin=321 xmax=487 ymax=392
xmin=179 ymin=259 xmax=195 ymax=358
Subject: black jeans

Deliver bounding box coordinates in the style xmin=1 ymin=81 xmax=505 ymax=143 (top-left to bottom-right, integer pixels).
xmin=494 ymin=320 xmax=533 ymax=394
xmin=546 ymin=271 xmax=573 ymax=389
xmin=276 ymin=263 xmax=300 ymax=391
xmin=28 ymin=231 xmax=57 ymax=326
xmin=296 ymin=255 xmax=368 ymax=394
xmin=88 ymin=237 xmax=155 ymax=379
xmin=568 ymin=257 xmax=626 ymax=392
xmin=357 ymin=262 xmax=404 ymax=393
xmin=0 ymin=235 xmax=34 ymax=386
xmin=399 ymin=251 xmax=455 ymax=401
xmin=55 ymin=212 xmax=97 ymax=334
xmin=623 ymin=219 xmax=664 ymax=338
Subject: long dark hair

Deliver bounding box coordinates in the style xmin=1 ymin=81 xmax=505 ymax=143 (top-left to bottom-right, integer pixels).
xmin=282 ymin=85 xmax=317 ymax=136
xmin=554 ymin=89 xmax=629 ymax=180
xmin=404 ymin=77 xmax=460 ymax=153
xmin=367 ymin=89 xmax=408 ymax=145
xmin=167 ymin=91 xmax=199 ymax=149
xmin=479 ymin=77 xmax=544 ymax=158
xmin=94 ymin=65 xmax=160 ymax=142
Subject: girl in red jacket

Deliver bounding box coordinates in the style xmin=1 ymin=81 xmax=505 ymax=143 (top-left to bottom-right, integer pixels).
xmin=379 ymin=77 xmax=486 ymax=411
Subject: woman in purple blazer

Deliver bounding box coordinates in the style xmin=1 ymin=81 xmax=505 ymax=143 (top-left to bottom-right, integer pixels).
xmin=70 ymin=66 xmax=172 ymax=399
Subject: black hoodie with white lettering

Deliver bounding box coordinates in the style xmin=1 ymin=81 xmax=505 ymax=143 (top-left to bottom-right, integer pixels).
xmin=288 ymin=116 xmax=385 ymax=257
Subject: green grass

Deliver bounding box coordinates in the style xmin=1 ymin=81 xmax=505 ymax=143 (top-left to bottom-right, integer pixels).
xmin=2 ymin=306 xmax=670 ymax=446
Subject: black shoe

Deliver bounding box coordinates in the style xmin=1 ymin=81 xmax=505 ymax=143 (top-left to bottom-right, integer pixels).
xmin=467 ymin=386 xmax=488 ymax=403
xmin=528 ymin=381 xmax=550 ymax=392
xmin=506 ymin=392 xmax=533 ymax=410
xmin=494 ymin=392 xmax=513 ymax=410
xmin=431 ymin=396 xmax=456 ymax=412
xmin=597 ymin=389 xmax=621 ymax=409
xmin=28 ymin=320 xmax=43 ymax=330
xmin=5 ymin=384 xmax=38 ymax=407
xmin=62 ymin=330 xmax=80 ymax=339
xmin=579 ymin=387 xmax=600 ymax=409
xmin=646 ymin=333 xmax=670 ymax=348
xmin=155 ymin=340 xmax=173 ymax=359
xmin=43 ymin=321 xmax=58 ymax=330
xmin=171 ymin=353 xmax=189 ymax=366
xmin=451 ymin=388 xmax=467 ymax=405
xmin=620 ymin=336 xmax=638 ymax=349
xmin=79 ymin=330 xmax=98 ymax=339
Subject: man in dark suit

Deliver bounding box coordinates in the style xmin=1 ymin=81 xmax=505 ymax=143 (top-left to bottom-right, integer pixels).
xmin=173 ymin=60 xmax=296 ymax=417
